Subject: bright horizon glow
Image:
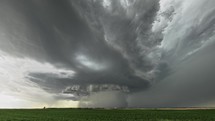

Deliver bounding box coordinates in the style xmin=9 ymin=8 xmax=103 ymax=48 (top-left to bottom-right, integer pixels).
xmin=0 ymin=93 xmax=79 ymax=109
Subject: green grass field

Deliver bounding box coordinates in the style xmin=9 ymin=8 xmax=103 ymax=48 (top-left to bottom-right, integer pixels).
xmin=0 ymin=108 xmax=215 ymax=121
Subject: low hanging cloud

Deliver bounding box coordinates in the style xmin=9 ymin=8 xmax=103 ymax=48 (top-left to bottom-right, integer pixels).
xmin=0 ymin=0 xmax=215 ymax=108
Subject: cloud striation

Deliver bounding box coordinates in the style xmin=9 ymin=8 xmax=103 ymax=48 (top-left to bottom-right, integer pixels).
xmin=0 ymin=0 xmax=215 ymax=108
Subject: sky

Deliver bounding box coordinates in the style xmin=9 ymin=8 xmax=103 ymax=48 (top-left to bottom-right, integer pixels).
xmin=0 ymin=0 xmax=215 ymax=108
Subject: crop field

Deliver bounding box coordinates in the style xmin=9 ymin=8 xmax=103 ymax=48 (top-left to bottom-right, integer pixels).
xmin=0 ymin=108 xmax=215 ymax=121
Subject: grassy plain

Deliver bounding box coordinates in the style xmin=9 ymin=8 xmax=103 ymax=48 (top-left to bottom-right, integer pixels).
xmin=0 ymin=108 xmax=214 ymax=121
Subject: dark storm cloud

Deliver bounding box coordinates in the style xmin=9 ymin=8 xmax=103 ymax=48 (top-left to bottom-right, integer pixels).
xmin=71 ymin=0 xmax=160 ymax=77
xmin=0 ymin=0 xmax=125 ymax=68
xmin=127 ymin=0 xmax=215 ymax=107
xmin=1 ymin=0 xmax=215 ymax=108
xmin=0 ymin=0 xmax=160 ymax=105
xmin=128 ymin=43 xmax=215 ymax=107
xmin=27 ymin=70 xmax=149 ymax=96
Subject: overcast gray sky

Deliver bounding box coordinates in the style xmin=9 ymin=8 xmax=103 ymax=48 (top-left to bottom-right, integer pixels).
xmin=0 ymin=0 xmax=215 ymax=108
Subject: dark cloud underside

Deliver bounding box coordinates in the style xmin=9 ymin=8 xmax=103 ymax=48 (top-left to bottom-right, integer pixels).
xmin=0 ymin=0 xmax=215 ymax=108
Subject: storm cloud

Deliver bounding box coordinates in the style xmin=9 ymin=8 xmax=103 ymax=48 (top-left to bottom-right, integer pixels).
xmin=0 ymin=0 xmax=215 ymax=108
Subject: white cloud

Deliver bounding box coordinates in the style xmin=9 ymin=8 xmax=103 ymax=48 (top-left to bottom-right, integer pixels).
xmin=76 ymin=54 xmax=109 ymax=71
xmin=0 ymin=50 xmax=77 ymax=108
xmin=160 ymin=0 xmax=215 ymax=52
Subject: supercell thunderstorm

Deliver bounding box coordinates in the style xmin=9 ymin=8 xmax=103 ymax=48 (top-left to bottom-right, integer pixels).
xmin=0 ymin=0 xmax=215 ymax=108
